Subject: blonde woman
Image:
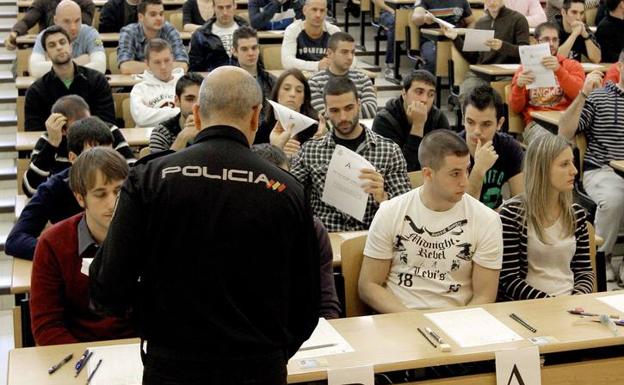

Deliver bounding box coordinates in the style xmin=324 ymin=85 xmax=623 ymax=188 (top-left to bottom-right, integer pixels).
xmin=499 ymin=134 xmax=594 ymax=300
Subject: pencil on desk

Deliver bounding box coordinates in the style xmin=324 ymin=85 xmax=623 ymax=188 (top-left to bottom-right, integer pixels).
xmin=417 ymin=327 xmax=437 ymax=348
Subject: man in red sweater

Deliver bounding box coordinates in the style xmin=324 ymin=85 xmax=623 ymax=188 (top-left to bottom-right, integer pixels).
xmin=509 ymin=21 xmax=585 ymax=144
xmin=30 ymin=126 xmax=134 ymax=346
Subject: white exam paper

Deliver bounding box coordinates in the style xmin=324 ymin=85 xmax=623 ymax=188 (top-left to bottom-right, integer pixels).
xmin=290 ymin=318 xmax=354 ymax=360
xmin=87 ymin=344 xmax=143 ymax=385
xmin=268 ymin=100 xmax=317 ymax=138
xmin=519 ymin=43 xmax=557 ymax=89
xmin=321 ymin=145 xmax=374 ymax=222
xmin=495 ymin=346 xmax=542 ymax=385
xmin=80 ymin=258 xmax=93 ymax=276
xmin=425 ymin=308 xmax=523 ymax=348
xmin=426 ymin=11 xmax=455 ymax=30
xmin=328 ymin=365 xmax=374 ymax=385
xmin=597 ymin=294 xmax=624 ymax=314
xmin=462 ymin=29 xmax=495 ymax=52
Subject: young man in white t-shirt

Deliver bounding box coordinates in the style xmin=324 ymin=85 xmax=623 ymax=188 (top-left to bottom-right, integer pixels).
xmin=359 ymin=129 xmax=503 ymax=313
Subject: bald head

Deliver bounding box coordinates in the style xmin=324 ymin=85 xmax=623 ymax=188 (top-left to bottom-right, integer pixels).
xmin=196 ymin=66 xmax=263 ymax=142
xmin=54 ymin=0 xmax=82 ymax=41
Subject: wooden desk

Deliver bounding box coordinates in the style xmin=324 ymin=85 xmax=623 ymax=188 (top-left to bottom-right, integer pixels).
xmin=16 ymin=128 xmax=153 ymax=152
xmin=18 ymin=0 xmax=189 ymax=9
xmin=10 ymin=258 xmax=32 ymax=295
xmin=328 ymin=230 xmax=368 ymax=267
xmin=530 ymin=110 xmax=562 ymax=129
xmin=610 ymin=160 xmax=624 ymax=173
xmin=7 ymin=292 xmax=624 ymax=384
xmin=470 ymin=63 xmax=611 ymax=78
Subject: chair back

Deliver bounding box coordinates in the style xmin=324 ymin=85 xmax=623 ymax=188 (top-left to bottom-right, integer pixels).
xmin=260 ymin=45 xmax=283 ymax=70
xmin=340 ymin=234 xmax=369 ymax=317
xmin=408 ymin=171 xmax=423 ymax=188
xmin=122 ymin=98 xmax=135 ymax=128
xmin=504 ymin=84 xmax=524 ymax=135
xmin=17 ymin=96 xmax=25 ymax=132
xmin=450 ymin=44 xmax=469 ymax=86
xmin=585 ymin=6 xmax=597 ymax=26
xmin=575 ymin=133 xmax=587 ymax=179
xmin=13 ymin=306 xmax=22 ymax=348
xmin=587 ymin=221 xmax=598 ymax=292
xmin=17 ymin=48 xmax=32 ymax=77
xmin=139 ymin=146 xmax=151 ymax=158
xmin=169 ymin=12 xmax=183 ymax=30
xmin=17 ymin=158 xmax=29 ymax=195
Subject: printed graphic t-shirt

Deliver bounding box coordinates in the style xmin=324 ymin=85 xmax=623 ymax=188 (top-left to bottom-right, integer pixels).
xmin=212 ymin=22 xmax=239 ymax=57
xmin=296 ymin=30 xmax=331 ymax=62
xmin=364 ymin=187 xmax=503 ymax=309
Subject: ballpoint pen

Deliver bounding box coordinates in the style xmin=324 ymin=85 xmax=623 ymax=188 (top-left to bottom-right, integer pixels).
xmin=75 ymin=351 xmax=93 ymax=377
xmin=75 ymin=349 xmax=89 ymax=371
xmin=86 ymin=359 xmax=102 ymax=385
xmin=48 ymin=353 xmax=73 ymax=374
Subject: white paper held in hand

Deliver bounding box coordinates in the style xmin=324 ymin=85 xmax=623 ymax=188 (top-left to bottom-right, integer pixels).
xmin=519 ymin=43 xmax=557 ymax=89
xmin=321 ymin=145 xmax=374 ymax=222
xmin=462 ymin=29 xmax=494 ymax=52
xmin=268 ymin=100 xmax=317 ymax=138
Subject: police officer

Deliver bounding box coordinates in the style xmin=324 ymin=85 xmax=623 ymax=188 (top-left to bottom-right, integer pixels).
xmin=89 ymin=66 xmax=320 ymax=385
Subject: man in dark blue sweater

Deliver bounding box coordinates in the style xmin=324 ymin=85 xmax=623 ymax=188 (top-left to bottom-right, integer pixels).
xmin=6 ymin=117 xmax=116 ymax=260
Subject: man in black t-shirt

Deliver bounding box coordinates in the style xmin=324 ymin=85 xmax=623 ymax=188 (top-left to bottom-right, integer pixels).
xmin=596 ymin=0 xmax=624 ymax=63
xmin=555 ymin=0 xmax=601 ymax=63
xmin=461 ymin=85 xmax=524 ymax=209
xmin=372 ymin=70 xmax=450 ymax=171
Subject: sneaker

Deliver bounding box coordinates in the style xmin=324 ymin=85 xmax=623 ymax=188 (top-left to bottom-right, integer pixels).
xmin=383 ymin=66 xmax=395 ymax=79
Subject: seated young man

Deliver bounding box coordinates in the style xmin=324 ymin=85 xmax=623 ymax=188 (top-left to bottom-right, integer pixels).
xmin=7 ymin=117 xmax=116 ymax=261
xmin=22 ymin=95 xmax=135 ymax=197
xmin=509 ymin=22 xmax=584 ymax=144
xmin=30 ymin=144 xmax=135 ymax=346
xmin=309 ymin=32 xmax=377 ymax=119
xmin=117 ymin=0 xmax=189 ymax=74
xmin=372 ymin=70 xmax=450 ymax=171
xmin=441 ymin=0 xmax=530 ymax=94
xmin=188 ymin=0 xmax=249 ymax=72
xmin=461 ymin=85 xmax=524 ymax=209
xmin=252 ymin=143 xmax=341 ymax=319
xmin=149 ymin=72 xmax=204 ymax=152
xmin=281 ymin=0 xmax=343 ymax=71
xmin=559 ymin=56 xmax=624 ymax=283
xmin=596 ymin=0 xmax=624 ymax=63
xmin=25 ymin=25 xmax=116 ymax=132
xmin=130 ymin=38 xmax=185 ymax=128
xmin=29 ymin=0 xmax=106 ymax=78
xmin=290 ymin=77 xmax=411 ymax=232
xmin=359 ymin=130 xmax=502 ymax=313
xmin=554 ymin=0 xmax=601 ymax=63
xmin=98 ymin=0 xmax=139 ymax=33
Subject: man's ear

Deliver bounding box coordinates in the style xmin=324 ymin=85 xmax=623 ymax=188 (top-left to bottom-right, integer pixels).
xmin=422 ymin=166 xmax=433 ymax=182
xmin=193 ymin=104 xmax=202 ymax=130
xmin=497 ymin=116 xmax=506 ymax=131
xmin=68 ymin=151 xmax=78 ymax=163
xmin=249 ymin=104 xmax=261 ymax=134
xmin=73 ymin=192 xmax=86 ymax=209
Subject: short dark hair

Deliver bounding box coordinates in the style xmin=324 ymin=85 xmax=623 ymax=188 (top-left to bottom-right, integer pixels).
xmin=144 ymin=38 xmax=171 ymax=61
xmin=323 ymin=76 xmax=358 ymax=102
xmin=51 ymin=95 xmax=90 ymax=122
xmin=138 ymin=0 xmax=163 ymax=14
xmin=562 ymin=0 xmax=584 ymax=11
xmin=328 ymin=31 xmax=355 ymax=51
xmin=70 ymin=147 xmax=129 ymax=197
xmin=605 ymin=0 xmax=622 ymax=11
xmin=67 ymin=116 xmax=114 ymax=155
xmin=41 ymin=25 xmax=71 ymax=53
xmin=175 ymin=72 xmax=204 ymax=97
xmin=402 ymin=70 xmax=436 ymax=91
xmin=233 ymin=26 xmax=258 ymax=49
xmin=462 ymin=84 xmax=505 ymax=121
xmin=251 ymin=144 xmax=289 ymax=170
xmin=418 ymin=130 xmax=470 ymax=170
xmin=534 ymin=21 xmax=559 ymax=40
xmin=268 ymin=68 xmax=316 ymax=120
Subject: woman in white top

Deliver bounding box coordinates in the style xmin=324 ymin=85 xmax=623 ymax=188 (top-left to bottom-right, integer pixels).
xmin=499 ymin=134 xmax=594 ymax=300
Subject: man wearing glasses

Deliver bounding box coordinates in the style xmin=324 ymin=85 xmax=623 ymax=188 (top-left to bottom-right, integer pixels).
xmin=508 ymin=21 xmax=585 ymax=144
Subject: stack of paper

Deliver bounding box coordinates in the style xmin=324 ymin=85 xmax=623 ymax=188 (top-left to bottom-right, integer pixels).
xmin=290 ymin=318 xmax=354 ymax=360
xmin=425 ymin=308 xmax=523 ymax=348
xmin=463 ymin=29 xmax=495 ymax=52
xmin=87 ymin=344 xmax=143 ymax=385
xmin=597 ymin=294 xmax=624 ymax=314
xmin=519 ymin=43 xmax=557 ymax=89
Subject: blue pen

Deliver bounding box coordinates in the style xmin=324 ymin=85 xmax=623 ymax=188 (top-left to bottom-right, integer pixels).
xmin=75 ymin=351 xmax=93 ymax=377
xmin=75 ymin=349 xmax=89 ymax=371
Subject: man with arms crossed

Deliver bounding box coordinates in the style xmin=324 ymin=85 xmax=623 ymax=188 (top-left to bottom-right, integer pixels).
xmin=359 ymin=130 xmax=503 ymax=312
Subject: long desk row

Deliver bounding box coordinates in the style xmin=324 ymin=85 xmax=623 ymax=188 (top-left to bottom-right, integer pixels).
xmin=7 ymin=292 xmax=624 ymax=384
xmin=17 ymin=0 xmax=249 ymax=10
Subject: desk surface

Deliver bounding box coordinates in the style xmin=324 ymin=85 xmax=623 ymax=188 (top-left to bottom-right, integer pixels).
xmin=18 ymin=0 xmax=247 ymax=7
xmin=610 ymin=160 xmax=624 ymax=172
xmin=16 ymin=127 xmax=153 ymax=151
xmin=420 ymin=26 xmax=596 ymax=37
xmin=530 ymin=110 xmax=562 ymax=126
xmin=470 ymin=63 xmax=610 ymax=76
xmin=7 ymin=292 xmax=624 ymax=384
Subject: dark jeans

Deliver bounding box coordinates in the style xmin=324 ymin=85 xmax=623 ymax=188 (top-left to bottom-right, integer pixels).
xmin=142 ymin=347 xmax=287 ymax=385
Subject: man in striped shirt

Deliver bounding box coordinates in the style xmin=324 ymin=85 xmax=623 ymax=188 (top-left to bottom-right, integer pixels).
xmin=559 ymin=50 xmax=624 ymax=283
xmin=308 ymin=32 xmax=377 ymax=119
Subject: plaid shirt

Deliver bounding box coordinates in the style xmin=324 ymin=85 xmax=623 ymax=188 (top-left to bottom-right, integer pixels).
xmin=291 ymin=126 xmax=411 ymax=232
xmin=117 ymin=22 xmax=189 ymax=66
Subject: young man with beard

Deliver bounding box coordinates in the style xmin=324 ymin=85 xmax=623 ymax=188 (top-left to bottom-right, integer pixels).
xmin=24 ymin=25 xmax=116 ymax=132
xmin=149 ymin=72 xmax=204 ymax=152
xmin=290 ymin=77 xmax=411 ymax=232
xmin=555 ymin=0 xmax=601 ymax=63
